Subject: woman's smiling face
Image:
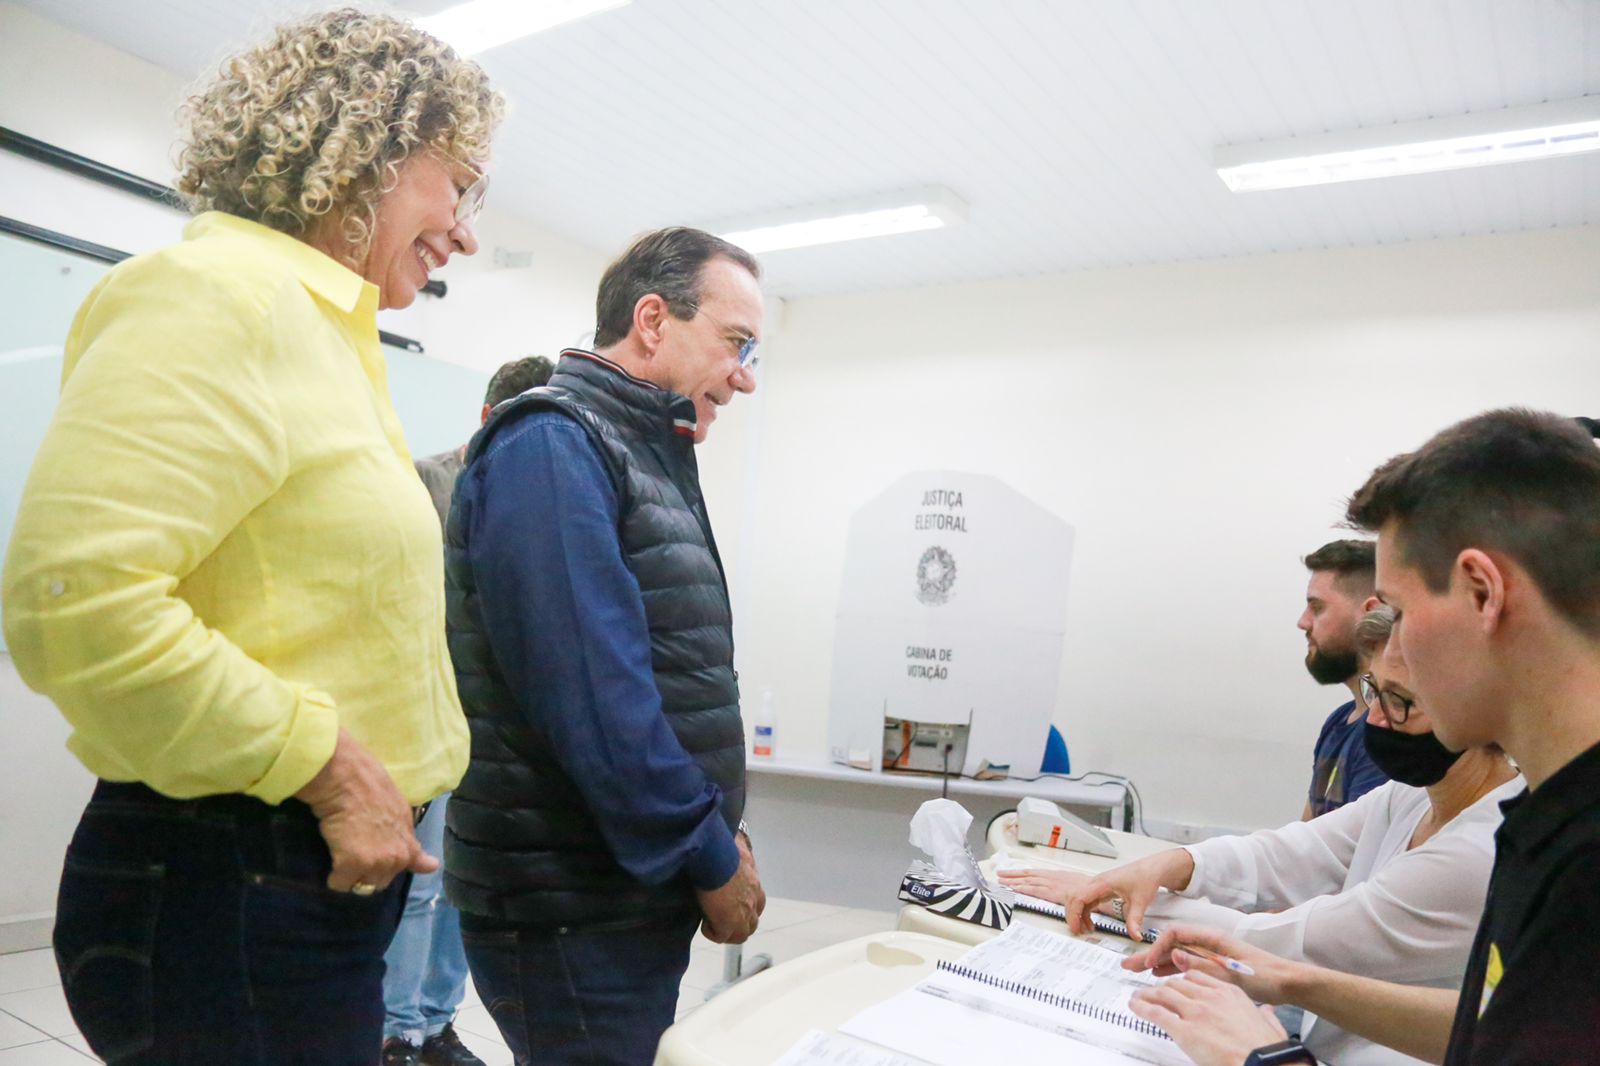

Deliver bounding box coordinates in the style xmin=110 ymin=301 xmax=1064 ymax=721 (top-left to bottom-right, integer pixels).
xmin=360 ymin=154 xmax=483 ymax=309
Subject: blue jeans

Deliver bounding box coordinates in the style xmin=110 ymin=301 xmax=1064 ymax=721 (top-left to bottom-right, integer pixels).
xmin=460 ymin=909 xmax=700 ymax=1066
xmin=383 ymin=793 xmax=471 ymax=1044
xmin=54 ymin=781 xmax=405 ymax=1065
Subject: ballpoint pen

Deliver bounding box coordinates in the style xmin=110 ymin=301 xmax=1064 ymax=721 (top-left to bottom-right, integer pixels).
xmin=1175 ymin=942 xmax=1257 ymax=976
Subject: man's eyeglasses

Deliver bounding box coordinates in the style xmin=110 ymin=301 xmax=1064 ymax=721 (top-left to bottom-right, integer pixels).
xmin=1359 ymin=673 xmax=1415 ymax=725
xmin=455 ymin=170 xmax=489 ymax=225
xmin=689 ymin=304 xmax=760 ymax=370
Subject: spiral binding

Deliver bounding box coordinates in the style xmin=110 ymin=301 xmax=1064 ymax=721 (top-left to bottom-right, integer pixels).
xmin=934 ymin=960 xmax=1169 ymax=1040
xmin=1009 ymin=895 xmax=1161 ymax=944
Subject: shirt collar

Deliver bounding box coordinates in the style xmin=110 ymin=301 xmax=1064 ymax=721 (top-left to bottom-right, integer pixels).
xmin=560 ymin=348 xmax=662 ymax=390
xmin=184 ymin=212 xmax=377 ymax=314
xmin=1496 ymin=736 xmax=1600 ymax=855
xmin=555 ymin=348 xmax=699 ymax=439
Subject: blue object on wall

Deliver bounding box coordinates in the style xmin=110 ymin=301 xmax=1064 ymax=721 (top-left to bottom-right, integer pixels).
xmin=1040 ymin=724 xmax=1071 ymax=775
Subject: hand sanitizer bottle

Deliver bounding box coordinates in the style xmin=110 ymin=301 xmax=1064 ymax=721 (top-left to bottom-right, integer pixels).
xmin=752 ymin=688 xmax=776 ymax=759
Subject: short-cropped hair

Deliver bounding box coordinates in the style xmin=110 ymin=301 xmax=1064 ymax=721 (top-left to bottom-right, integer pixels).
xmin=1303 ymin=539 xmax=1376 ymax=595
xmin=593 ymin=228 xmax=761 ymax=349
xmin=485 ymin=356 xmax=554 ymax=408
xmin=1346 ymin=408 xmax=1600 ymax=636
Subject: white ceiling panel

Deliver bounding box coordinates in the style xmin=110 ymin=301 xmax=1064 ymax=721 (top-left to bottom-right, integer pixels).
xmin=14 ymin=0 xmax=1600 ymax=297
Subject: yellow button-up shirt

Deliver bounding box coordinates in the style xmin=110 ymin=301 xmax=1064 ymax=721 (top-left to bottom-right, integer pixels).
xmin=2 ymin=212 xmax=467 ymax=805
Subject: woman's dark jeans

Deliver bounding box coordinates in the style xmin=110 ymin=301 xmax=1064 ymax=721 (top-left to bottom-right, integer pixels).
xmin=54 ymin=780 xmax=405 ymax=1065
xmin=460 ymin=909 xmax=701 ymax=1066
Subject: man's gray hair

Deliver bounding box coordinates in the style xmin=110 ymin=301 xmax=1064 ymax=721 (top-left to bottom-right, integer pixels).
xmin=593 ymin=227 xmax=761 ymax=349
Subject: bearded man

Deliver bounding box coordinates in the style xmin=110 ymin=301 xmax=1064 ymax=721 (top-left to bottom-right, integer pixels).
xmin=1297 ymin=540 xmax=1390 ymax=818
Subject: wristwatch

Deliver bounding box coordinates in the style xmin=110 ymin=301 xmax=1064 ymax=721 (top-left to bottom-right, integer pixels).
xmin=1243 ymin=1040 xmax=1316 ymax=1065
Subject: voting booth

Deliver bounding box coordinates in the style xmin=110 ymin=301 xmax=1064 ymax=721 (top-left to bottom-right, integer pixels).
xmin=826 ymin=471 xmax=1075 ymax=779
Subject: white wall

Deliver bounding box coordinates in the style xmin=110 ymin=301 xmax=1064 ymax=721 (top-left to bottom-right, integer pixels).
xmin=0 ymin=2 xmax=606 ymax=941
xmin=714 ymin=225 xmax=1600 ymax=834
xmin=382 ymin=207 xmax=611 ymax=373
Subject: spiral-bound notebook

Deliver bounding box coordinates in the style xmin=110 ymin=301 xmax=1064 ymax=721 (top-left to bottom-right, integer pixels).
xmin=840 ymin=924 xmax=1192 ymax=1066
xmin=1011 ymin=891 xmax=1163 ymax=944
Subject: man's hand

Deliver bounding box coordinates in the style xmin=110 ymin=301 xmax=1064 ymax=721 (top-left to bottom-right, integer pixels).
xmin=1064 ymin=848 xmax=1196 ymax=940
xmin=696 ymin=834 xmax=765 ymax=944
xmin=293 ymin=728 xmax=436 ymax=893
xmin=1129 ymin=972 xmax=1290 ymax=1066
xmin=1123 ymin=923 xmax=1301 ymax=1006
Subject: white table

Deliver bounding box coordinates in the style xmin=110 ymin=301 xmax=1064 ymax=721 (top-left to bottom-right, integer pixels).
xmin=658 ymin=925 xmax=1157 ymax=1064
xmin=655 ymin=932 xmax=968 ymax=1066
xmin=745 ymin=754 xmax=1128 ymax=910
xmin=750 ymin=754 xmax=1130 ymax=822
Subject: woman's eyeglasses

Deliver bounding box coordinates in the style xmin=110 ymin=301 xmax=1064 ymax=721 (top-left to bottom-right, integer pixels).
xmin=455 ymin=171 xmax=489 ymax=224
xmin=1359 ymin=672 xmax=1415 ymax=725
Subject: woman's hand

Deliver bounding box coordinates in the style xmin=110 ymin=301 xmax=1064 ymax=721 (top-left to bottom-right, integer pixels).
xmin=295 ymin=729 xmax=436 ymax=893
xmin=996 ymin=866 xmax=1094 ymax=905
xmin=1129 ymin=971 xmax=1290 ymax=1066
xmin=1063 ymin=848 xmax=1196 ymax=940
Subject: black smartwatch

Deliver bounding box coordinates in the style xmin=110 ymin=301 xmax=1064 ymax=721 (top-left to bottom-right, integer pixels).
xmin=1243 ymin=1040 xmax=1316 ymax=1065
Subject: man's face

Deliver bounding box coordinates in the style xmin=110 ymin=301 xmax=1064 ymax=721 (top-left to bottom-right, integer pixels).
xmin=1375 ymin=528 xmax=1496 ymax=751
xmin=656 ymin=258 xmax=763 ymax=444
xmin=1298 ymin=570 xmax=1364 ymax=685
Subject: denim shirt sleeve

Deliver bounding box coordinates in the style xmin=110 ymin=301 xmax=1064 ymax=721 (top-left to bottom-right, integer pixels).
xmin=465 ymin=413 xmax=739 ymax=891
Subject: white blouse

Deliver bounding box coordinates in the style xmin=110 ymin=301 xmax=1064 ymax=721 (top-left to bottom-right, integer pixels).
xmin=1145 ymin=776 xmax=1525 ymax=1066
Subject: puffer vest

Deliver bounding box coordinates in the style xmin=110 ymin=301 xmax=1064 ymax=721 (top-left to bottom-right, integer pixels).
xmin=442 ymin=350 xmax=745 ymax=927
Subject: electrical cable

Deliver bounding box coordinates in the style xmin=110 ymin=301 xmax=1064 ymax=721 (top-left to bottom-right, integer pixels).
xmin=970 ymin=768 xmax=1149 ymax=836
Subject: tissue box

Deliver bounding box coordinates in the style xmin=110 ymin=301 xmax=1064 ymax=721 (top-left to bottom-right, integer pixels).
xmin=897 ymin=860 xmax=1014 ymax=930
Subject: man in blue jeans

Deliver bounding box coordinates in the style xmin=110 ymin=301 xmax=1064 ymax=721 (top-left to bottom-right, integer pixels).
xmin=384 ymin=357 xmax=555 ymax=1066
xmin=443 ymin=229 xmax=767 ymax=1065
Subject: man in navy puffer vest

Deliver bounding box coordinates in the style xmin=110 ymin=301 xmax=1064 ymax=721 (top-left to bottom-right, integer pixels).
xmin=443 ymin=228 xmax=766 ymax=1065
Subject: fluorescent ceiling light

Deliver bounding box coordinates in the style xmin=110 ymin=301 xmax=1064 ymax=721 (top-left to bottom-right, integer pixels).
xmin=1215 ymin=97 xmax=1600 ymax=192
xmin=417 ymin=0 xmax=629 ymax=56
xmin=716 ymin=187 xmax=968 ymax=254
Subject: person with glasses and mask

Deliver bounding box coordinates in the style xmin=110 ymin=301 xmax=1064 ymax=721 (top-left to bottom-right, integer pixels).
xmin=441 ymin=227 xmax=766 ymax=1065
xmin=1002 ymin=603 xmax=1520 ymax=1066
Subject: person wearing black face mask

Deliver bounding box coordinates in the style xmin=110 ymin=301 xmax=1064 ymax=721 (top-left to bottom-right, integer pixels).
xmin=1359 ymin=680 xmax=1462 ymax=787
xmin=1354 ymin=611 xmax=1519 ymax=856
xmin=1013 ymin=605 xmax=1523 ymax=1066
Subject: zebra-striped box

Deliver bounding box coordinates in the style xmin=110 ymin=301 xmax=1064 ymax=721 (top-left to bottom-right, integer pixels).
xmin=897 ymin=860 xmax=1014 ymax=930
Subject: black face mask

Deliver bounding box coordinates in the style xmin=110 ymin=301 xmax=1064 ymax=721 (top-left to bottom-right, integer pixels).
xmin=1362 ymin=720 xmax=1464 ymax=787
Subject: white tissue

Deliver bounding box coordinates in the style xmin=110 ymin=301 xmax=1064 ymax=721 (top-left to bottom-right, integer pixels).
xmin=908 ymin=799 xmax=1014 ymax=903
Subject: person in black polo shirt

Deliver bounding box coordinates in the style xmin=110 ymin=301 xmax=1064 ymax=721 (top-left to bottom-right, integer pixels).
xmin=1111 ymin=408 xmax=1600 ymax=1066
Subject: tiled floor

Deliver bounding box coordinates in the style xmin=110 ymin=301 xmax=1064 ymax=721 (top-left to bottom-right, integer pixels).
xmin=0 ymin=898 xmax=897 ymax=1065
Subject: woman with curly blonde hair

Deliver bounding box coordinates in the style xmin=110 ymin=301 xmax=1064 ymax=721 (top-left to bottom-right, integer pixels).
xmin=1 ymin=9 xmax=503 ymax=1064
